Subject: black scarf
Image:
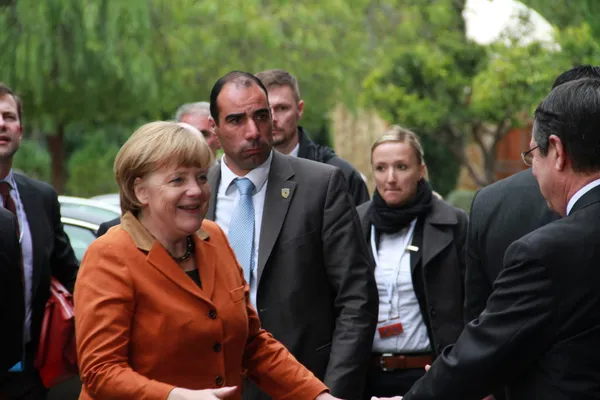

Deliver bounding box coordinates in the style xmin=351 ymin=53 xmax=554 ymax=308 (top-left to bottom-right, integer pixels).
xmin=368 ymin=179 xmax=433 ymax=234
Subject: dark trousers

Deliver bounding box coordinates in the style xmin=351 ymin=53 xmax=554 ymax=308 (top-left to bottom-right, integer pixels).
xmin=364 ymin=366 xmax=426 ymax=399
xmin=0 ymin=343 xmax=47 ymax=400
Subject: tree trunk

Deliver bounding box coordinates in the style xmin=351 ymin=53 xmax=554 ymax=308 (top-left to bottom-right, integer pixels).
xmin=47 ymin=123 xmax=66 ymax=193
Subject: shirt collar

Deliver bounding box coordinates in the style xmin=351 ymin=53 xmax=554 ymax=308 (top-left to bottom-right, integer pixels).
xmin=566 ymin=178 xmax=600 ymax=215
xmin=120 ymin=211 xmax=210 ymax=252
xmin=289 ymin=142 xmax=300 ymax=158
xmin=219 ymin=151 xmax=273 ymax=195
xmin=0 ymin=169 xmax=17 ymax=189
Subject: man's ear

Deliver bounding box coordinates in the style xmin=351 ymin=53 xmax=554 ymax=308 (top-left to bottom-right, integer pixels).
xmin=549 ymin=135 xmax=566 ymax=171
xmin=133 ymin=177 xmax=148 ymax=206
xmin=209 ymin=116 xmax=218 ymax=135
xmin=297 ymin=99 xmax=305 ymax=120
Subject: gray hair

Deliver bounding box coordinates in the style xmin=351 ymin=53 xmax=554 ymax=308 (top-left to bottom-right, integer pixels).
xmin=175 ymin=102 xmax=211 ymax=121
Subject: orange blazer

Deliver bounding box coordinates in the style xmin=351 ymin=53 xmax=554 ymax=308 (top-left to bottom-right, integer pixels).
xmin=74 ymin=212 xmax=327 ymax=400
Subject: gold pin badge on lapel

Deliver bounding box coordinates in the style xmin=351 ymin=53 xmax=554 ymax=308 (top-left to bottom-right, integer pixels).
xmin=281 ymin=188 xmax=290 ymax=199
xmin=407 ymin=245 xmax=419 ymax=252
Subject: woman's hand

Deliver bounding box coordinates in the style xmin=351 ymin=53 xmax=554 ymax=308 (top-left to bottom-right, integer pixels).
xmin=168 ymin=386 xmax=237 ymax=400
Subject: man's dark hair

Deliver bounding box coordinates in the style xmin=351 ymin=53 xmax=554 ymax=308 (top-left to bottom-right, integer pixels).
xmin=534 ymin=78 xmax=600 ymax=173
xmin=551 ymin=65 xmax=600 ymax=89
xmin=255 ymin=69 xmax=301 ymax=102
xmin=0 ymin=82 xmax=23 ymax=122
xmin=209 ymin=71 xmax=269 ymax=125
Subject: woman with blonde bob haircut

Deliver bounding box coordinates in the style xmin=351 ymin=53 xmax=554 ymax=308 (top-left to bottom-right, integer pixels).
xmin=356 ymin=125 xmax=467 ymax=398
xmin=74 ymin=121 xmax=335 ymax=400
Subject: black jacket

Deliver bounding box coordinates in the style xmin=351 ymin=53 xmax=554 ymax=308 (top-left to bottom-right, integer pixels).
xmin=97 ymin=216 xmax=120 ymax=237
xmin=0 ymin=208 xmax=24 ymax=379
xmin=464 ymin=169 xmax=559 ymax=323
xmin=297 ymin=127 xmax=369 ymax=207
xmin=405 ymin=185 xmax=600 ymax=400
xmin=357 ymin=197 xmax=467 ymax=357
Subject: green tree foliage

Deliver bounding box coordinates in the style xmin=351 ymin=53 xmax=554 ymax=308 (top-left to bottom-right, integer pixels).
xmin=361 ymin=0 xmax=480 ymax=188
xmin=12 ymin=139 xmax=51 ymax=182
xmin=361 ymin=0 xmax=600 ymax=187
xmin=66 ymin=133 xmax=120 ymax=197
xmin=0 ymin=0 xmax=163 ymax=192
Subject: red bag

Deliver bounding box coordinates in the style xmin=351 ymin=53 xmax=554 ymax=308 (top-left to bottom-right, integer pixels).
xmin=34 ymin=277 xmax=78 ymax=388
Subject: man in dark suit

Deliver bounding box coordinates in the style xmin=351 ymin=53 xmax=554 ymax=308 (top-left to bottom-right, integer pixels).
xmin=255 ymin=69 xmax=369 ymax=206
xmin=464 ymin=65 xmax=600 ymax=324
xmin=375 ymin=78 xmax=600 ymax=400
xmin=0 ymin=83 xmax=79 ymax=399
xmin=0 ymin=208 xmax=24 ymax=380
xmin=206 ymin=71 xmax=378 ymax=400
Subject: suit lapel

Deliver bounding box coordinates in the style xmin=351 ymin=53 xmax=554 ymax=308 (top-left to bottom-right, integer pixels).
xmin=421 ymin=199 xmax=456 ymax=268
xmin=257 ymin=152 xmax=295 ymax=285
xmin=410 ymin=219 xmax=424 ymax=275
xmin=14 ymin=174 xmax=44 ymax=296
xmin=206 ymin=162 xmax=221 ymax=221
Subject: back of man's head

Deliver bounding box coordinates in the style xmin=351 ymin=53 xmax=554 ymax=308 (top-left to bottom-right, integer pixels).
xmin=551 ymin=65 xmax=600 ymax=89
xmin=255 ymin=69 xmax=301 ymax=102
xmin=535 ymin=78 xmax=600 ymax=173
xmin=175 ymin=102 xmax=210 ymax=121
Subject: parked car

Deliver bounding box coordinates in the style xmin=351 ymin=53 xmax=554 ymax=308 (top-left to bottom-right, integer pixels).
xmin=59 ymin=195 xmax=119 ymax=222
xmin=89 ymin=193 xmax=120 ymax=209
xmin=60 ymin=216 xmax=99 ymax=262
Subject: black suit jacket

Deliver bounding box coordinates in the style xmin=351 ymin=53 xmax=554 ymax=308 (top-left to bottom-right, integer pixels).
xmin=0 ymin=208 xmax=24 ymax=377
xmin=13 ymin=174 xmax=79 ymax=357
xmin=464 ymin=169 xmax=559 ymax=323
xmin=207 ymin=151 xmax=378 ymax=400
xmin=97 ymin=216 xmax=120 ymax=237
xmin=297 ymin=127 xmax=370 ymax=207
xmin=404 ymin=185 xmax=600 ymax=400
xmin=356 ymin=197 xmax=467 ymax=356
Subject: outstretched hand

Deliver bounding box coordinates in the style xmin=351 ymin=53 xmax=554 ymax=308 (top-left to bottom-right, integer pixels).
xmin=167 ymin=386 xmax=238 ymax=400
xmin=370 ymin=397 xmax=402 ymax=400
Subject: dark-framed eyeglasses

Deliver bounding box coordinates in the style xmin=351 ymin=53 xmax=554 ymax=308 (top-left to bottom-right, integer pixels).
xmin=521 ymin=145 xmax=539 ymax=166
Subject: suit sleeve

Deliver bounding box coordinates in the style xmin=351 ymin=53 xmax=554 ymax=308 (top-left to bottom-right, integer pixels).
xmin=74 ymin=241 xmax=175 ymax=400
xmin=348 ymin=170 xmax=370 ymax=207
xmin=203 ymin=228 xmax=328 ymax=400
xmin=96 ymin=222 xmax=110 ymax=237
xmin=463 ymin=190 xmax=493 ymax=324
xmin=0 ymin=211 xmax=24 ymax=374
xmin=97 ymin=217 xmax=121 ymax=237
xmin=404 ymin=238 xmax=558 ymax=400
xmin=47 ymin=186 xmax=79 ymax=292
xmin=319 ymin=168 xmax=378 ymax=398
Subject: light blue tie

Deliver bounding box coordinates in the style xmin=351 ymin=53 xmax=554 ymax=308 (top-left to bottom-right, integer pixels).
xmin=228 ymin=178 xmax=256 ymax=284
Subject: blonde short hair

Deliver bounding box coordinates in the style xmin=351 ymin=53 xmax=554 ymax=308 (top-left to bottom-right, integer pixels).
xmin=115 ymin=121 xmax=215 ymax=215
xmin=371 ymin=125 xmax=425 ymax=165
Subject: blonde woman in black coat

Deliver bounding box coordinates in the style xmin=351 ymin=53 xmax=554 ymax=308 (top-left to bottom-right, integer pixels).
xmin=356 ymin=126 xmax=467 ymax=398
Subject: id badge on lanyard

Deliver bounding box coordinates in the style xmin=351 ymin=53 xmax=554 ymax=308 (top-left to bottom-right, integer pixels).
xmin=371 ymin=219 xmax=417 ymax=338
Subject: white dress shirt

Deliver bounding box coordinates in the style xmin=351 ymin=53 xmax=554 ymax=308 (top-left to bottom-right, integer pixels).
xmin=289 ymin=142 xmax=300 ymax=158
xmin=1 ymin=170 xmax=34 ymax=343
xmin=215 ymin=152 xmax=273 ymax=306
xmin=371 ymin=219 xmax=431 ymax=353
xmin=566 ymin=178 xmax=600 ymax=216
